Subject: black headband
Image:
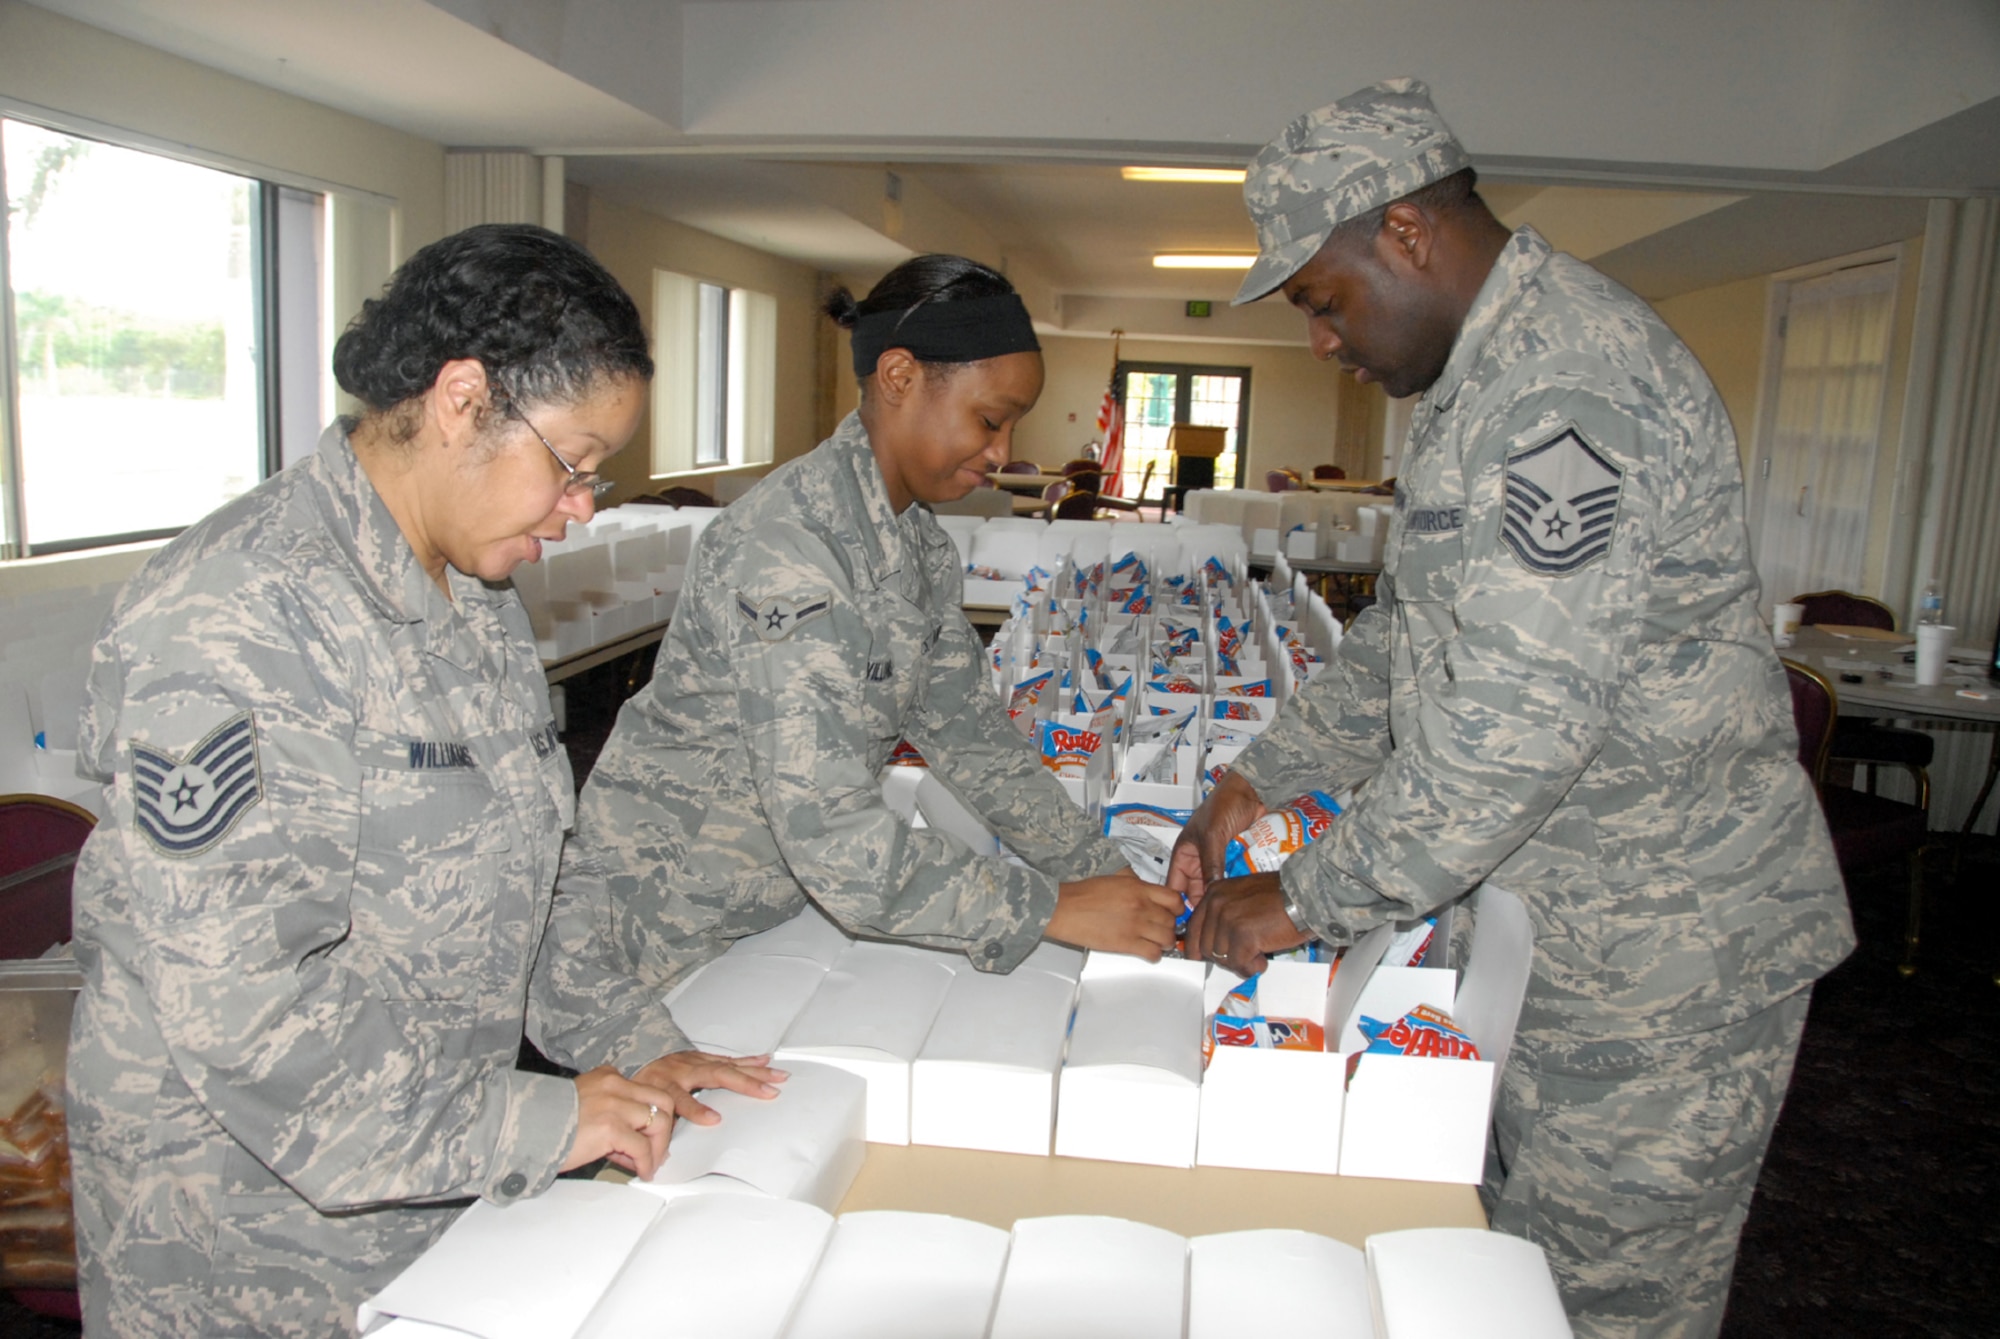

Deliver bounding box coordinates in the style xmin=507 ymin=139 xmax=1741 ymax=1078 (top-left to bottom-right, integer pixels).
xmin=850 ymin=294 xmax=1041 ymax=378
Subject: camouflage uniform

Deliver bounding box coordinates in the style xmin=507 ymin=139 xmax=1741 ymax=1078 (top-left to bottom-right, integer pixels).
xmin=1229 ymin=83 xmax=1855 ymax=1339
xmin=67 ymin=423 xmax=688 ymax=1338
xmin=563 ymin=412 xmax=1127 ymax=990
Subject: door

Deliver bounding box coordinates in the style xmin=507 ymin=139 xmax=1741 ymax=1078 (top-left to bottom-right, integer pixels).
xmin=1115 ymin=362 xmax=1250 ymax=495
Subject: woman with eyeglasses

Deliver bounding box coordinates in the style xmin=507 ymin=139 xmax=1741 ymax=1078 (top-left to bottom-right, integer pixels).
xmin=66 ymin=224 xmax=781 ymax=1338
xmin=565 ymin=253 xmax=1181 ymax=999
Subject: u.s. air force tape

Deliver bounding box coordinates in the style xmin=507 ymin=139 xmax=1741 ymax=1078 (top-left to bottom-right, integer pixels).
xmin=132 ymin=711 xmax=264 ymax=858
xmin=1499 ymin=425 xmax=1622 ymax=576
xmin=736 ymin=591 xmax=831 ymax=642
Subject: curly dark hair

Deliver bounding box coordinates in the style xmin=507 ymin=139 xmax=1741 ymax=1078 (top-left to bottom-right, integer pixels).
xmin=332 ymin=224 xmax=652 ymax=433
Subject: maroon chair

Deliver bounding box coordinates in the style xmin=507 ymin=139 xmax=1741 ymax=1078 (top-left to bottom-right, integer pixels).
xmin=1784 ymin=660 xmax=1928 ymax=975
xmin=1265 ymin=469 xmax=1302 ymax=493
xmin=1060 ymin=458 xmax=1101 ymax=477
xmin=1792 ymin=588 xmax=1934 ymax=811
xmin=0 ymin=794 xmax=96 ymax=960
xmin=631 ymin=486 xmax=717 ymax=508
xmin=1052 ymin=489 xmax=1101 ymax=520
xmin=0 ymin=794 xmax=95 ymax=1321
xmin=998 ymin=460 xmax=1042 ymax=474
xmin=1311 ymin=465 xmax=1346 ymax=481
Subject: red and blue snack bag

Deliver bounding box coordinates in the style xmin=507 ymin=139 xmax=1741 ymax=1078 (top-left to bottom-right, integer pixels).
xmin=1357 ymin=1004 xmax=1480 ymax=1060
xmin=1222 ymin=790 xmax=1343 ymax=877
xmin=1035 ymin=720 xmax=1102 ymax=777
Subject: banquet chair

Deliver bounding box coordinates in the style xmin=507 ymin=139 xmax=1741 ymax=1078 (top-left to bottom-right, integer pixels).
xmin=1052 ymin=489 xmax=1102 ymax=521
xmin=0 ymin=793 xmax=96 ymax=959
xmin=1096 ymin=461 xmax=1158 ymax=521
xmin=1060 ymin=458 xmax=1101 ymax=478
xmin=1264 ymin=468 xmax=1302 ymax=492
xmin=1784 ymin=660 xmax=1928 ymax=976
xmin=1311 ymin=465 xmax=1346 ymax=481
xmin=998 ymin=460 xmax=1042 ymax=474
xmin=1792 ymin=587 xmax=1934 ymax=811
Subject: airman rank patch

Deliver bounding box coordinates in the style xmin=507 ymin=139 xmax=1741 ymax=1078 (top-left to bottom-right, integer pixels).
xmin=1500 ymin=426 xmax=1622 ymax=576
xmin=132 ymin=711 xmax=264 ymax=858
xmin=736 ymin=590 xmax=831 ymax=642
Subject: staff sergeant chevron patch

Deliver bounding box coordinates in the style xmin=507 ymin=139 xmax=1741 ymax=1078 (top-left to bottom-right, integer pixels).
xmin=1500 ymin=426 xmax=1623 ymax=576
xmin=736 ymin=590 xmax=832 ymax=643
xmin=132 ymin=711 xmax=264 ymax=857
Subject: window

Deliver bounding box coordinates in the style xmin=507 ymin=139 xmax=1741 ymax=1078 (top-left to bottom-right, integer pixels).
xmin=653 ymin=270 xmax=776 ymax=475
xmin=1114 ymin=361 xmax=1251 ymax=493
xmin=0 ymin=117 xmax=325 ymax=557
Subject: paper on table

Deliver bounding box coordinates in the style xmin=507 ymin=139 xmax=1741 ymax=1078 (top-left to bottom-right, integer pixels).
xmin=910 ymin=962 xmax=1079 ymax=1155
xmin=988 ymin=1215 xmax=1189 ymax=1339
xmin=356 ymin=1181 xmax=660 ymax=1339
xmin=1188 ymin=1228 xmax=1370 ymax=1339
xmin=1367 ymin=1228 xmax=1573 ymax=1339
xmin=780 ymin=1210 xmax=1011 ymax=1339
xmin=642 ymin=1059 xmax=867 ymax=1212
xmin=1815 ymin=623 xmax=1912 ymax=643
xmin=664 ymin=954 xmax=832 ymax=1057
xmin=574 ymin=1195 xmax=833 ymax=1339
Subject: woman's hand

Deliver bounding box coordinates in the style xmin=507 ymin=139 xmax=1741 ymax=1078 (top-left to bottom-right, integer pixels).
xmin=1166 ymin=770 xmax=1266 ymax=904
xmin=1046 ymin=872 xmax=1184 ymax=960
xmin=564 ymin=1052 xmax=787 ymax=1179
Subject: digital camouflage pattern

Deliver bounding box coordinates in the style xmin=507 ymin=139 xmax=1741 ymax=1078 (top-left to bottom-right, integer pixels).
xmin=1229 ymin=214 xmax=1853 ymax=1336
xmin=1487 ymin=991 xmax=1811 ymax=1339
xmin=1234 ymin=77 xmax=1472 ymax=305
xmin=67 ymin=423 xmax=688 ymax=1338
xmin=563 ymin=412 xmax=1128 ymax=991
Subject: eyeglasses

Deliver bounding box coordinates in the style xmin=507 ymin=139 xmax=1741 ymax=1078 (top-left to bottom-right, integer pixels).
xmin=517 ymin=408 xmax=616 ymax=502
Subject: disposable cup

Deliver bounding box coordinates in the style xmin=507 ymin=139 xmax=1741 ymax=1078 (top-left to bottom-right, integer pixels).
xmin=1772 ymin=602 xmax=1804 ymax=648
xmin=1915 ymin=624 xmax=1955 ymax=686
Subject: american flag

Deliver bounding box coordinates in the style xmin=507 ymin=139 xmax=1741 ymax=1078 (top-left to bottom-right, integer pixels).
xmin=1096 ymin=374 xmax=1125 ymax=491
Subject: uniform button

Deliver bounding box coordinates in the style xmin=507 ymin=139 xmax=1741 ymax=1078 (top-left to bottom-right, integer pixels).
xmin=499 ymin=1172 xmax=527 ymax=1197
xmin=983 ymin=942 xmax=1004 ymax=961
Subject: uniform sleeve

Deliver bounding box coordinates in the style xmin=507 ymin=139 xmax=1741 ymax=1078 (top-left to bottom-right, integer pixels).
xmin=92 ymin=553 xmax=574 ymax=1211
xmin=729 ymin=526 xmax=1059 ymax=972
xmin=1280 ymin=375 xmax=1659 ymax=944
xmin=527 ymin=841 xmax=693 ymax=1074
xmin=1228 ymin=573 xmax=1396 ymax=806
xmin=907 ymin=558 xmax=1127 ymax=882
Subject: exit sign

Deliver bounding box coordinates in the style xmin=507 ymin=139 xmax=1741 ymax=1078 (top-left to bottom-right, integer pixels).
xmin=1185 ymin=300 xmax=1212 ymax=318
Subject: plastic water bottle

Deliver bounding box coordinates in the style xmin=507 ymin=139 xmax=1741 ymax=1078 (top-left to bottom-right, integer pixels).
xmin=1918 ymin=580 xmax=1944 ymax=627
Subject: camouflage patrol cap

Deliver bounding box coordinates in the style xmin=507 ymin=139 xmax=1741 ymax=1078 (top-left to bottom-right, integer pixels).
xmin=1232 ymin=77 xmax=1470 ymax=305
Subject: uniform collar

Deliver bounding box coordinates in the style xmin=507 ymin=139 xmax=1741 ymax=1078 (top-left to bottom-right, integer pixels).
xmin=1417 ymin=225 xmax=1552 ymax=417
xmin=830 ymin=409 xmax=918 ymax=585
xmin=309 ymin=420 xmax=500 ymax=670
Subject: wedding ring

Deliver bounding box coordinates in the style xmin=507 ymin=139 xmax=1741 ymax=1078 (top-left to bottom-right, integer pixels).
xmin=646 ymin=1103 xmax=659 ymax=1127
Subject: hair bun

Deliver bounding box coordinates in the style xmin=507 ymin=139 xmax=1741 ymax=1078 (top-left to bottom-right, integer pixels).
xmin=822 ymin=287 xmax=860 ymax=329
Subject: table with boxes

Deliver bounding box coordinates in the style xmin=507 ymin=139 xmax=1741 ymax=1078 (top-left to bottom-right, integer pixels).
xmin=360 ymin=552 xmax=1564 ymax=1337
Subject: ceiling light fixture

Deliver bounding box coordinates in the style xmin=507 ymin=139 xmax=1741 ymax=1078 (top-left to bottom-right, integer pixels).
xmin=1153 ymin=253 xmax=1257 ymax=269
xmin=1121 ymin=166 xmax=1247 ymax=184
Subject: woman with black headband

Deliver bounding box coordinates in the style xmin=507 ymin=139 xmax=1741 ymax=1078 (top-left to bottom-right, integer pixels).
xmin=558 ymin=254 xmax=1180 ymax=1000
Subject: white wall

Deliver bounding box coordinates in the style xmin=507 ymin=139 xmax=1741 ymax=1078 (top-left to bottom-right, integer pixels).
xmin=582 ymin=192 xmax=827 ymax=494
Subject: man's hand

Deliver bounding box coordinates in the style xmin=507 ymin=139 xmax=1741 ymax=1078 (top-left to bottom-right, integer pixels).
xmin=1046 ymin=871 xmax=1184 ymax=961
xmin=1183 ymin=871 xmax=1309 ymax=976
xmin=1166 ymin=770 xmax=1266 ymax=903
xmin=565 ymin=1051 xmax=787 ymax=1180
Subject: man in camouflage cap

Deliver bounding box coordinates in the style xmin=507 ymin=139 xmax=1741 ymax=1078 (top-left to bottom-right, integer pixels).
xmin=1177 ymin=79 xmax=1853 ymax=1338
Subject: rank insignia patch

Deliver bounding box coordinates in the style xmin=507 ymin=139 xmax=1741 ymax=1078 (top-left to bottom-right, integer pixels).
xmin=132 ymin=711 xmax=264 ymax=857
xmin=736 ymin=591 xmax=831 ymax=642
xmin=1500 ymin=426 xmax=1622 ymax=576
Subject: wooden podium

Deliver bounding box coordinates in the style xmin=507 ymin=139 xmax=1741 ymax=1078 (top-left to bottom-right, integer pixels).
xmin=1166 ymin=423 xmax=1228 ymax=509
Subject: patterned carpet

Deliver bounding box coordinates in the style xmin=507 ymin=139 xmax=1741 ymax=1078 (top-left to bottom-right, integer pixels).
xmin=10 ymin=673 xmax=1995 ymax=1337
